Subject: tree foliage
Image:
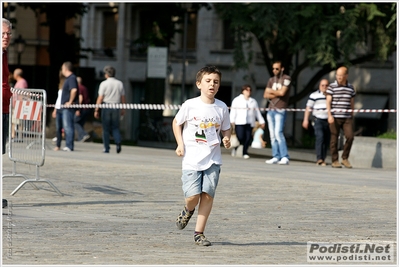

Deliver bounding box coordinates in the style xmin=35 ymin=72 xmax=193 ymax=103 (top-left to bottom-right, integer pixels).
xmin=18 ymin=3 xmax=88 ymax=66
xmin=214 ymin=3 xmax=396 ymax=104
xmin=17 ymin=3 xmax=88 ymax=105
xmin=132 ymin=3 xmax=211 ymax=52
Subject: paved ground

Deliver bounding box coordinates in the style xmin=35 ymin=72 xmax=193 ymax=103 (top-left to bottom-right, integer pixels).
xmin=1 ymin=140 xmax=397 ymax=265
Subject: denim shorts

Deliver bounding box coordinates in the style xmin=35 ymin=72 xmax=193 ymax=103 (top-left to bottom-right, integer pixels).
xmin=181 ymin=164 xmax=221 ymax=199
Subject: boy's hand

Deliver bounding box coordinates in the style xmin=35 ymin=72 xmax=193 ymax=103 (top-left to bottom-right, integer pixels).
xmin=222 ymin=136 xmax=231 ymax=149
xmin=175 ymin=145 xmax=184 ymax=157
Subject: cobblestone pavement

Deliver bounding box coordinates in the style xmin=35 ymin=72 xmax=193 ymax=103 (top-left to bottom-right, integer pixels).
xmin=2 ymin=141 xmax=397 ymax=265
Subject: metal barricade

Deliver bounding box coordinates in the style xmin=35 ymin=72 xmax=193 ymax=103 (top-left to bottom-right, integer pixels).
xmin=2 ymin=88 xmax=63 ymax=196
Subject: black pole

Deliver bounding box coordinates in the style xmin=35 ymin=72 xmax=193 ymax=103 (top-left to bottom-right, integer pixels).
xmin=292 ymin=52 xmax=298 ymax=147
xmin=181 ymin=10 xmax=188 ymax=104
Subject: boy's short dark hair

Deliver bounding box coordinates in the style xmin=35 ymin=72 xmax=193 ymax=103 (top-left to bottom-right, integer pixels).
xmin=196 ymin=65 xmax=222 ymax=82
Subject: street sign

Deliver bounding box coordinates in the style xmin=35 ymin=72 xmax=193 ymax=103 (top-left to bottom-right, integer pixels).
xmin=147 ymin=47 xmax=168 ymax=78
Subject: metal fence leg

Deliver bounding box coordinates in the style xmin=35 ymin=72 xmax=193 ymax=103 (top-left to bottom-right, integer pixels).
xmin=11 ymin=179 xmax=63 ymax=196
xmin=10 ymin=165 xmax=63 ymax=196
xmin=2 ymin=161 xmax=39 ymax=190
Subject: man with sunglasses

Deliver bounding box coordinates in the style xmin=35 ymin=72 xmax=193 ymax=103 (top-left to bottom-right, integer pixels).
xmin=263 ymin=61 xmax=291 ymax=165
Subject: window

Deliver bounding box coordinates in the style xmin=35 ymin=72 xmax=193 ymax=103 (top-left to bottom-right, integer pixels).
xmin=168 ymin=84 xmax=195 ymax=116
xmin=138 ymin=9 xmax=168 ymax=47
xmin=181 ymin=12 xmax=197 ymax=50
xmin=103 ymin=11 xmax=118 ymax=50
xmin=223 ymin=20 xmax=235 ymax=50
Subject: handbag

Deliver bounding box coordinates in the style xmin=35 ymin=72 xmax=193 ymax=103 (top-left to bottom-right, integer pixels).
xmin=230 ymin=133 xmax=240 ymax=148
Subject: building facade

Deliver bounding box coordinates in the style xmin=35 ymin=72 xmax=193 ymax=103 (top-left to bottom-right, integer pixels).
xmin=3 ymin=3 xmax=397 ymax=143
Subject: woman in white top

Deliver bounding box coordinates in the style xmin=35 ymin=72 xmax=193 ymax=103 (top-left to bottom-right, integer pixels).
xmin=52 ymin=71 xmax=66 ymax=151
xmin=229 ymin=84 xmax=265 ymax=159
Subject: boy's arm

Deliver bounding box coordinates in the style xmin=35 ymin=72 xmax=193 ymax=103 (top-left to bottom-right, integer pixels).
xmin=172 ymin=118 xmax=185 ymax=156
xmin=221 ymin=128 xmax=231 ymax=149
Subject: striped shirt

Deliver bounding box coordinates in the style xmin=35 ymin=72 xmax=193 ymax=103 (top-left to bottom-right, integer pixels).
xmin=327 ymin=81 xmax=356 ymax=118
xmin=306 ymin=90 xmax=328 ymax=119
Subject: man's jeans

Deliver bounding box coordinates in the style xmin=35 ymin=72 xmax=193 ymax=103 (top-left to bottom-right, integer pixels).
xmin=266 ymin=110 xmax=289 ymax=160
xmin=329 ymin=118 xmax=354 ymax=162
xmin=74 ymin=109 xmax=90 ymax=141
xmin=313 ymin=118 xmax=330 ymax=161
xmin=62 ymin=109 xmax=75 ymax=150
xmin=101 ymin=109 xmax=122 ymax=152
xmin=2 ymin=113 xmax=9 ymax=154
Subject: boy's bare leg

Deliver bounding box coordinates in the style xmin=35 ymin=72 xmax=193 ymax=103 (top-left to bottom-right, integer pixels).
xmin=176 ymin=194 xmax=199 ymax=230
xmin=185 ymin=194 xmax=200 ymax=212
xmin=195 ymin=192 xmax=214 ymax=233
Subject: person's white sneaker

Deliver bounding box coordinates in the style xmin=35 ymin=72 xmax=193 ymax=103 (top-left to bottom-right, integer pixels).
xmin=62 ymin=147 xmax=72 ymax=152
xmin=243 ymin=154 xmax=250 ymax=159
xmin=278 ymin=157 xmax=289 ymax=165
xmin=265 ymin=157 xmax=279 ymax=164
xmin=231 ymin=149 xmax=236 ymax=157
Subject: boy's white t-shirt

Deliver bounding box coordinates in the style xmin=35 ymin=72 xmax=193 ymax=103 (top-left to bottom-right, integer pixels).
xmin=175 ymin=96 xmax=231 ymax=171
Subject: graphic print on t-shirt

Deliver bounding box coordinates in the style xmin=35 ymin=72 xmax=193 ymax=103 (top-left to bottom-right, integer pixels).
xmin=194 ymin=117 xmax=220 ymax=146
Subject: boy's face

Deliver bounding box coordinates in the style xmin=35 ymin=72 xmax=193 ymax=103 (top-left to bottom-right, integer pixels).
xmin=197 ymin=72 xmax=220 ymax=98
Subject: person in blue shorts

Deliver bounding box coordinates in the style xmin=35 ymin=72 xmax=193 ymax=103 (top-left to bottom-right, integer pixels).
xmin=172 ymin=66 xmax=231 ymax=246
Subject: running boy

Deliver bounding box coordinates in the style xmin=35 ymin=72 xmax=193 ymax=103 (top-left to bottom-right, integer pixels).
xmin=172 ymin=66 xmax=231 ymax=246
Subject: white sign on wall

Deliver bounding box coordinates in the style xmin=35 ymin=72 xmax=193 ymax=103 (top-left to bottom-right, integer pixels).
xmin=147 ymin=47 xmax=168 ymax=78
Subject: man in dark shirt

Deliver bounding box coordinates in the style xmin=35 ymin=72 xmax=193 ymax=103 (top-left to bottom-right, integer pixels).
xmin=60 ymin=61 xmax=78 ymax=151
